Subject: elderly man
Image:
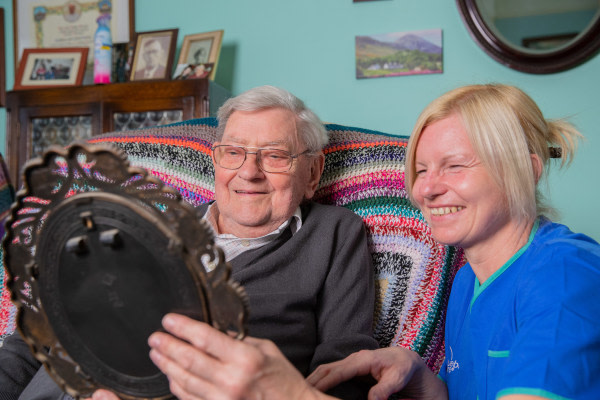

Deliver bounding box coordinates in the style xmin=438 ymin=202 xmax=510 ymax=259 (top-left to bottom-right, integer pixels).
xmin=198 ymin=85 xmax=378 ymax=381
xmin=0 ymin=86 xmax=378 ymax=400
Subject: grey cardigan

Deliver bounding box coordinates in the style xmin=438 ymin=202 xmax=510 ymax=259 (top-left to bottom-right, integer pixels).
xmin=221 ymin=202 xmax=378 ymax=375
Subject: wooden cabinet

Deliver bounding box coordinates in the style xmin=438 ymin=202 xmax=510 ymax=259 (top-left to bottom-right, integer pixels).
xmin=4 ymin=79 xmax=229 ymax=187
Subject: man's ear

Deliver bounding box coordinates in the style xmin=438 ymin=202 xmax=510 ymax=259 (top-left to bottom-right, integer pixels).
xmin=531 ymin=153 xmax=543 ymax=184
xmin=304 ymin=153 xmax=325 ymax=200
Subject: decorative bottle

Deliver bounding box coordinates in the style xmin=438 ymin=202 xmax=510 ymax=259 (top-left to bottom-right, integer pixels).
xmin=93 ymin=14 xmax=112 ymax=84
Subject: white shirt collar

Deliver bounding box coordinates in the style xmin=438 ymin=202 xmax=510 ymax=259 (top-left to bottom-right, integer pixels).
xmin=202 ymin=203 xmax=303 ymax=265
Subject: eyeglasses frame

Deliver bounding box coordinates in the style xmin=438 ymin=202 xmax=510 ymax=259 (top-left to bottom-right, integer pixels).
xmin=211 ymin=145 xmax=312 ymax=173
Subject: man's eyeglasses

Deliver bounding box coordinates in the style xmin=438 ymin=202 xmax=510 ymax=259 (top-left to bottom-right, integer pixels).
xmin=212 ymin=145 xmax=311 ymax=173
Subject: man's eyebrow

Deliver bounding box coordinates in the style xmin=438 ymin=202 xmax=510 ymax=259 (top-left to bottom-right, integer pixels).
xmin=222 ymin=137 xmax=291 ymax=147
xmin=262 ymin=140 xmax=290 ymax=147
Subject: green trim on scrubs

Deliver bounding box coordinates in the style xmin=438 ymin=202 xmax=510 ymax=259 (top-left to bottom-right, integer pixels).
xmin=487 ymin=350 xmax=510 ymax=358
xmin=497 ymin=387 xmax=571 ymax=400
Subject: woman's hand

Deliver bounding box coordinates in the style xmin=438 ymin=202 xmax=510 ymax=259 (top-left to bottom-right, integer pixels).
xmin=307 ymin=347 xmax=447 ymax=400
xmin=148 ymin=313 xmax=332 ymax=400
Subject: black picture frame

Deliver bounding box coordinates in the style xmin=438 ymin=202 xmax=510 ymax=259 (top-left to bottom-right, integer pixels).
xmin=456 ymin=0 xmax=600 ymax=74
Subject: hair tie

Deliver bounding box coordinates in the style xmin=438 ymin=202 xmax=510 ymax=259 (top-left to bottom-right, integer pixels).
xmin=549 ymin=147 xmax=562 ymax=158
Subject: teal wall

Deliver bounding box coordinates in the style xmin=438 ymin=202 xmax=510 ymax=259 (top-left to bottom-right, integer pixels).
xmin=1 ymin=0 xmax=599 ymax=241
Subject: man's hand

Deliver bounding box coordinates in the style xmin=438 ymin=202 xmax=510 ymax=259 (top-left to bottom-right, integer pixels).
xmin=148 ymin=313 xmax=332 ymax=400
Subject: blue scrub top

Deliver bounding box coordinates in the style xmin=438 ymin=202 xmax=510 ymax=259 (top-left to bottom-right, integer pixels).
xmin=439 ymin=217 xmax=600 ymax=400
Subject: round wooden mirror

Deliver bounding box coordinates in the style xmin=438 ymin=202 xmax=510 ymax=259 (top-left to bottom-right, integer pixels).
xmin=456 ymin=0 xmax=600 ymax=73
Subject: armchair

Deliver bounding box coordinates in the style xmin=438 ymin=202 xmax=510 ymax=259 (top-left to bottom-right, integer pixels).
xmin=0 ymin=117 xmax=465 ymax=374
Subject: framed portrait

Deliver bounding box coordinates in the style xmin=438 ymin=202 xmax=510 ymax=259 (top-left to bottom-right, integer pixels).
xmin=14 ymin=47 xmax=88 ymax=90
xmin=129 ymin=29 xmax=178 ymax=82
xmin=177 ymin=30 xmax=224 ymax=80
xmin=13 ymin=0 xmax=135 ymax=70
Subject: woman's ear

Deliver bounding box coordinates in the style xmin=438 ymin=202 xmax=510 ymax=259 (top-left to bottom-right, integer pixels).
xmin=304 ymin=153 xmax=325 ymax=200
xmin=531 ymin=153 xmax=543 ymax=184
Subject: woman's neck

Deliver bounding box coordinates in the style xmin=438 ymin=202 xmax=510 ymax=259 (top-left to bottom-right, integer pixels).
xmin=465 ymin=218 xmax=535 ymax=285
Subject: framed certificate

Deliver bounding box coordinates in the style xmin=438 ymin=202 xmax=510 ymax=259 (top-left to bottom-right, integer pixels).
xmin=13 ymin=0 xmax=135 ymax=69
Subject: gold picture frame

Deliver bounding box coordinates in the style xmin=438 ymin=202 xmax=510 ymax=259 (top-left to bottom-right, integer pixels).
xmin=177 ymin=30 xmax=224 ymax=80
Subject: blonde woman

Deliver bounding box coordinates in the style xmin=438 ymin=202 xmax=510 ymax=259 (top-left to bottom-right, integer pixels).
xmin=309 ymin=84 xmax=600 ymax=400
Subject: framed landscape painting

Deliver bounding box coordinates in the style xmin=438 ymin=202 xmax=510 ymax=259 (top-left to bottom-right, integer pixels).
xmin=355 ymin=29 xmax=443 ymax=79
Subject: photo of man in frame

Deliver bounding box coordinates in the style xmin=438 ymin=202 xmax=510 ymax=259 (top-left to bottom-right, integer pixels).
xmin=133 ymin=36 xmax=170 ymax=80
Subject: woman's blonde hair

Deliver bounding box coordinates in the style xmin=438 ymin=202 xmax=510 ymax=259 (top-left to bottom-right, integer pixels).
xmin=405 ymin=84 xmax=582 ymax=221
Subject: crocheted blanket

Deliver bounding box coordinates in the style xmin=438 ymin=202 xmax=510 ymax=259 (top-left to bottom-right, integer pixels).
xmin=0 ymin=118 xmax=465 ymax=372
xmin=0 ymin=154 xmax=16 ymax=343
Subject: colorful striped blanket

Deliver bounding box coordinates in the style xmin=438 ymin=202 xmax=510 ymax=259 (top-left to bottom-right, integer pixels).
xmin=0 ymin=154 xmax=16 ymax=344
xmin=0 ymin=118 xmax=465 ymax=372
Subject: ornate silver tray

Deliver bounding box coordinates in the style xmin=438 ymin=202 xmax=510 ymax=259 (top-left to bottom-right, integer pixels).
xmin=2 ymin=142 xmax=248 ymax=399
